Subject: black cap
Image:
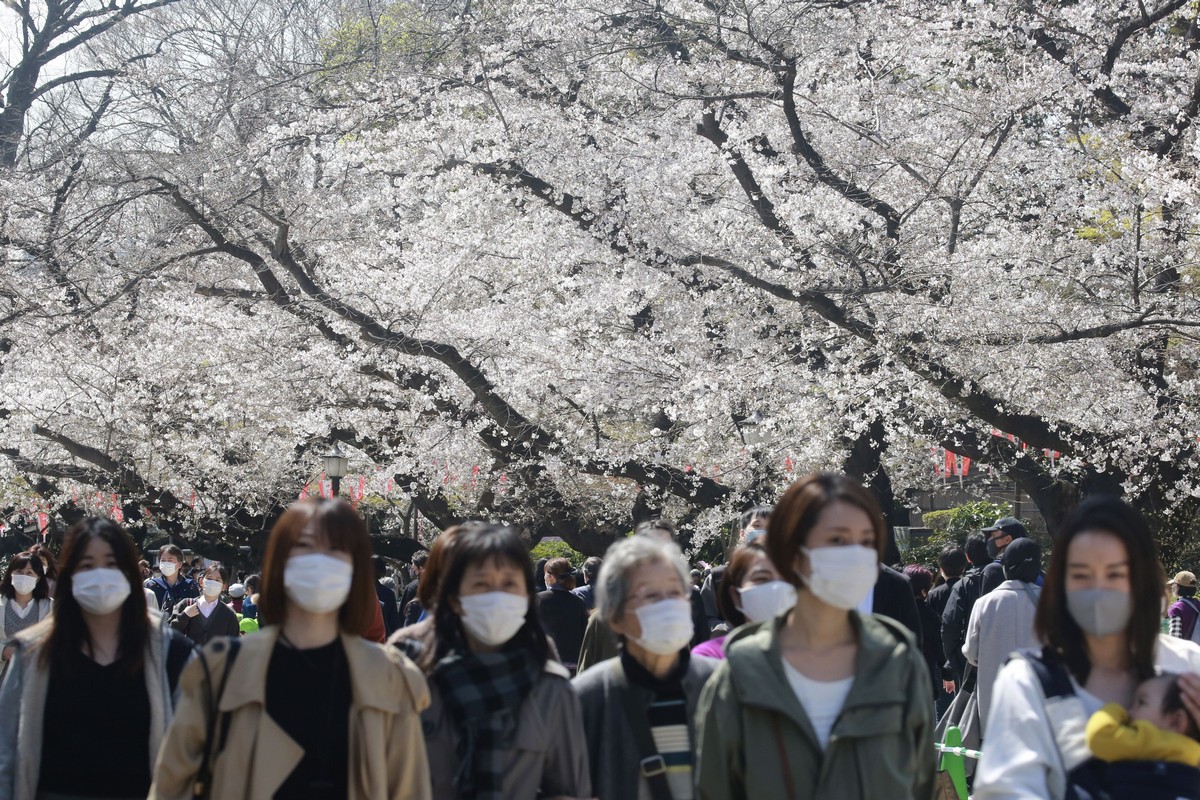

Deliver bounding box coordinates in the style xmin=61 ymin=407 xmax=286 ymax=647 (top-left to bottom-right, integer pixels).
xmin=1001 ymin=537 xmax=1041 ymax=583
xmin=983 ymin=516 xmax=1028 ymax=539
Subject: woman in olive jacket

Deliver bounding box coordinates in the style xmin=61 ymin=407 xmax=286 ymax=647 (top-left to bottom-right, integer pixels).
xmin=695 ymin=473 xmax=935 ymax=800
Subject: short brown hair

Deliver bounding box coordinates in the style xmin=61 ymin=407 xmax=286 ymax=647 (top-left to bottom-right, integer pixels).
xmin=259 ymin=499 xmax=376 ymax=636
xmin=545 ymin=557 xmax=573 ymax=578
xmin=765 ymin=472 xmax=886 ymax=584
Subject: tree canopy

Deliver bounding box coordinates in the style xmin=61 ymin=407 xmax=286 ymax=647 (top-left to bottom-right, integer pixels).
xmin=2 ymin=0 xmax=1199 ymax=558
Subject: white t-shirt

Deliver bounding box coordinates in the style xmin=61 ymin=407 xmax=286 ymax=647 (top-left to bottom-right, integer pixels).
xmin=781 ymin=657 xmax=855 ymax=749
xmin=974 ymin=634 xmax=1200 ymax=799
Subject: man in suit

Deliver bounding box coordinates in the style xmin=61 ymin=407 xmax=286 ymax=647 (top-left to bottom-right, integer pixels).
xmin=537 ymin=557 xmax=588 ymax=674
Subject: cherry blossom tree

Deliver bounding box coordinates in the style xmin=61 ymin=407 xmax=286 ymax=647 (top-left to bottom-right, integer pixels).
xmin=2 ymin=0 xmax=1199 ymax=559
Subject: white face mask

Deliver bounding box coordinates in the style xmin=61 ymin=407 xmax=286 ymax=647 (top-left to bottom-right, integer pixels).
xmin=459 ymin=591 xmax=529 ymax=646
xmin=11 ymin=574 xmax=39 ymax=596
xmin=72 ymin=568 xmax=132 ymax=615
xmin=745 ymin=528 xmax=767 ymax=544
xmin=159 ymin=562 xmax=178 ymax=578
xmin=737 ymin=580 xmax=797 ymax=623
xmin=283 ymin=553 xmax=354 ymax=614
xmin=798 ymin=545 xmax=879 ymax=610
xmin=632 ymin=597 xmax=694 ymax=655
xmin=202 ymin=580 xmax=223 ymax=598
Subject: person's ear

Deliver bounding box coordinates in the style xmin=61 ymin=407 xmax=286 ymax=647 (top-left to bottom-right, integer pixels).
xmin=1167 ymin=708 xmax=1192 ymax=736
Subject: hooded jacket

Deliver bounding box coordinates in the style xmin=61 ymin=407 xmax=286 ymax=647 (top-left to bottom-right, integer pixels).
xmin=694 ymin=611 xmax=935 ymax=800
xmin=149 ymin=625 xmax=432 ymax=800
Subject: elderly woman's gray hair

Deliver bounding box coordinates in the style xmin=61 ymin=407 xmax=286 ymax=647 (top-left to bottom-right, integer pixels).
xmin=595 ymin=536 xmax=690 ymax=624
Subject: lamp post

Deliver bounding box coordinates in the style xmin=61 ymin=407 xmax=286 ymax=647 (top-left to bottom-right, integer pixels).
xmin=323 ymin=444 xmax=349 ymax=498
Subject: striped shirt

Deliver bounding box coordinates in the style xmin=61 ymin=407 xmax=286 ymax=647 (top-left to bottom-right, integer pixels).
xmin=622 ymin=649 xmax=694 ymax=800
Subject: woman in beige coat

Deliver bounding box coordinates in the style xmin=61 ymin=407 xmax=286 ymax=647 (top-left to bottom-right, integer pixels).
xmin=150 ymin=499 xmax=432 ymax=800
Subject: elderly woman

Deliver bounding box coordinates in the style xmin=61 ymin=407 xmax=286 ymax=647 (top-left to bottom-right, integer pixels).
xmin=572 ymin=536 xmax=719 ymax=800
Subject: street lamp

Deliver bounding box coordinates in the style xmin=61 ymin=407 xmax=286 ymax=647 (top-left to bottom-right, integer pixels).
xmin=323 ymin=444 xmax=349 ymax=498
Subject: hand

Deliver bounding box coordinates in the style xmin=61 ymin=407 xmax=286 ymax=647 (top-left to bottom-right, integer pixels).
xmin=1 ymin=645 xmax=13 ymax=662
xmin=943 ymin=680 xmax=956 ymax=694
xmin=1180 ymin=673 xmax=1200 ymax=724
xmin=184 ymin=603 xmax=200 ymax=618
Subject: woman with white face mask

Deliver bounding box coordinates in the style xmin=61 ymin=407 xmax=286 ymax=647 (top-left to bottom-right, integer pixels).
xmin=392 ymin=523 xmax=590 ymax=800
xmin=1 ymin=552 xmax=53 ymax=661
xmin=695 ymin=472 xmax=935 ymax=800
xmin=692 ymin=543 xmax=794 ymax=660
xmin=150 ymin=498 xmax=431 ymax=800
xmin=167 ymin=562 xmax=239 ymax=646
xmin=0 ymin=517 xmax=195 ymax=800
xmin=573 ymin=535 xmax=720 ymax=800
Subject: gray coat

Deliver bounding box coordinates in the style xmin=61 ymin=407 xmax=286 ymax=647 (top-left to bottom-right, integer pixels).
xmin=573 ymin=654 xmax=718 ymax=800
xmin=0 ymin=613 xmax=180 ymax=800
xmin=422 ymin=658 xmax=590 ymax=799
xmin=963 ymin=578 xmax=1041 ymax=729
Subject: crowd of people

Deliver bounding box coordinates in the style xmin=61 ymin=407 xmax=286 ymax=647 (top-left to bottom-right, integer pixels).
xmin=1 ymin=471 xmax=1199 ymax=799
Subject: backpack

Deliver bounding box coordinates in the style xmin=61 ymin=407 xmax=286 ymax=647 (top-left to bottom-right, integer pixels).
xmin=1013 ymin=647 xmax=1200 ymax=800
xmin=1181 ymin=598 xmax=1200 ymax=644
xmin=164 ymin=628 xmax=196 ymax=697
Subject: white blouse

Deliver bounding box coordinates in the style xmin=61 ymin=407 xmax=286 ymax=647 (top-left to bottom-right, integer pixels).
xmin=781 ymin=657 xmax=855 ymax=750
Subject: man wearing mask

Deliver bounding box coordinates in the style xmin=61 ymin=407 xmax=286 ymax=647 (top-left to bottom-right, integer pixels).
xmin=979 ymin=517 xmax=1030 ymax=596
xmin=146 ymin=543 xmax=199 ymax=613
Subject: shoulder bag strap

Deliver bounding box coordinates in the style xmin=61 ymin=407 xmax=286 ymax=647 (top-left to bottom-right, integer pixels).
xmin=770 ymin=714 xmax=797 ymax=800
xmin=613 ymin=661 xmax=676 ymax=800
xmin=192 ymin=638 xmax=241 ymax=799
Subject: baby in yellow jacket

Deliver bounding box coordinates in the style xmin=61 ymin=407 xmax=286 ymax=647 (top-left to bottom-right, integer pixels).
xmin=1086 ymin=673 xmax=1200 ymax=766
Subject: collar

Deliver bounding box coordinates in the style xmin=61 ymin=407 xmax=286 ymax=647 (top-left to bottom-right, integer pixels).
xmin=725 ymin=611 xmax=914 ymax=719
xmin=620 ymin=645 xmax=689 ymax=691
xmin=8 ymin=597 xmax=35 ymax=619
xmin=218 ymin=627 xmax=414 ymax=715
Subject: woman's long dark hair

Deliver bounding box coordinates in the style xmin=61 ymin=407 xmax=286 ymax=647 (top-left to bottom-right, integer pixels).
xmin=1035 ymin=496 xmax=1162 ymax=684
xmin=41 ymin=517 xmax=150 ymax=676
xmin=421 ymin=524 xmax=550 ymax=673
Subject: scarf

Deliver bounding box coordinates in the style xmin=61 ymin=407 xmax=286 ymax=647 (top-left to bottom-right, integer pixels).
xmin=432 ymin=648 xmax=541 ymax=800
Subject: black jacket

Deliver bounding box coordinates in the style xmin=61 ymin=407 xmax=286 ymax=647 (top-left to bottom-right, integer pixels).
xmin=872 ymin=564 xmax=923 ymax=650
xmin=926 ymin=575 xmax=959 ymax=622
xmin=980 ymin=559 xmax=1007 ymax=596
xmin=536 ymin=586 xmax=589 ymax=668
xmin=168 ymin=598 xmax=240 ymax=646
xmin=148 ymin=575 xmax=199 ymax=613
xmin=375 ymin=581 xmax=402 ymax=636
xmin=941 ymin=567 xmax=985 ymax=685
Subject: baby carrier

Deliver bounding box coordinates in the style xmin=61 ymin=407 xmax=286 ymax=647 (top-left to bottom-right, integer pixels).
xmin=1013 ymin=647 xmax=1200 ymax=800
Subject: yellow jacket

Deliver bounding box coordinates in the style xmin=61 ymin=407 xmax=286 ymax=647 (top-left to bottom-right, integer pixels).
xmin=1086 ymin=702 xmax=1200 ymax=766
xmin=149 ymin=626 xmax=432 ymax=800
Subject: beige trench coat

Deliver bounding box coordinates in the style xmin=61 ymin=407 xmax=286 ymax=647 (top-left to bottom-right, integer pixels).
xmin=149 ymin=626 xmax=432 ymax=800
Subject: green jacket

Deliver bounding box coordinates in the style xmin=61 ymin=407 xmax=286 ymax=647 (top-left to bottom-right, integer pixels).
xmin=694 ymin=611 xmax=935 ymax=800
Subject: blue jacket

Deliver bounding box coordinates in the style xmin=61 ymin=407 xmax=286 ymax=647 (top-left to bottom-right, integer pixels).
xmin=147 ymin=575 xmax=199 ymax=613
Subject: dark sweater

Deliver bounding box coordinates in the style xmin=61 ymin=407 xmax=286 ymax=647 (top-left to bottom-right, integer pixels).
xmin=168 ymin=598 xmax=240 ymax=646
xmin=265 ymin=638 xmax=352 ymax=800
xmin=40 ymin=651 xmax=152 ymax=797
